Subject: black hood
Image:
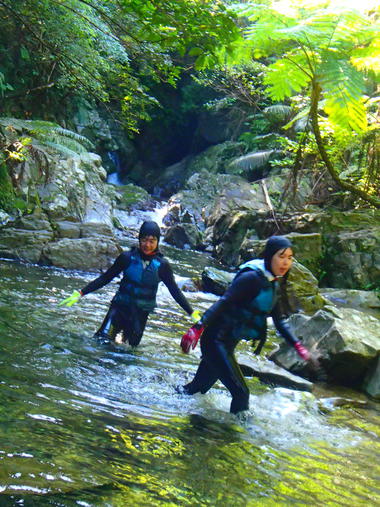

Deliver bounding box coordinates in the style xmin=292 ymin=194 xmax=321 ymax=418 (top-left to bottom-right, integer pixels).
xmin=264 ymin=236 xmax=293 ymax=273
xmin=138 ymin=221 xmax=161 ymax=242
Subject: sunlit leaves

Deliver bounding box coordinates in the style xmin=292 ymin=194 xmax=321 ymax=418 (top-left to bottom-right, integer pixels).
xmin=264 ymin=53 xmax=312 ymax=101
xmin=319 ymin=56 xmax=367 ymax=132
xmin=232 ymin=1 xmax=380 ymax=135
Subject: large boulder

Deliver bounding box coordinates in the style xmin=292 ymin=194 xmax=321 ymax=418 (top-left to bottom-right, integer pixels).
xmin=201 ymin=266 xmax=234 ymax=295
xmin=323 ymin=227 xmax=380 ymax=289
xmin=41 ymin=236 xmax=121 ymax=272
xmin=164 ymin=223 xmax=203 ymax=250
xmin=363 ymin=356 xmax=380 ymax=399
xmin=0 ymin=212 xmax=54 ymax=263
xmin=270 ymin=306 xmax=380 ymax=390
xmin=321 ymin=289 xmax=380 ymax=317
xmin=37 ymin=152 xmax=114 ymax=226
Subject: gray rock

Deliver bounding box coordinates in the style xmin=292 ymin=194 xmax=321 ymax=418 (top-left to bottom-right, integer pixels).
xmin=237 ymin=354 xmax=313 ymax=392
xmin=55 ymin=221 xmax=81 ymax=239
xmin=324 ymin=227 xmax=380 ymax=289
xmin=363 ymin=356 xmax=380 ymax=399
xmin=201 ymin=266 xmax=234 ymax=295
xmin=41 ymin=237 xmax=122 ymax=272
xmin=270 ymin=306 xmax=380 ymax=388
xmin=164 ymin=224 xmax=203 ymax=250
xmin=322 ymin=289 xmax=380 ymax=315
xmin=0 ymin=213 xmax=54 ymax=263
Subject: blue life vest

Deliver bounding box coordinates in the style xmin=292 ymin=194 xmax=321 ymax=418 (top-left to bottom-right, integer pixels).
xmin=115 ymin=250 xmax=161 ymax=311
xmin=228 ymin=259 xmax=278 ymax=342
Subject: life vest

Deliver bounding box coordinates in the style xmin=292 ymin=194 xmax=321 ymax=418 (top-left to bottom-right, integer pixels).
xmin=227 ymin=259 xmax=278 ymax=342
xmin=115 ymin=249 xmax=161 ymax=311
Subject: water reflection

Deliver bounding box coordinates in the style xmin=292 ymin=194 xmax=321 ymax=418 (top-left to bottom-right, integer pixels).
xmin=0 ymin=258 xmax=379 ymax=505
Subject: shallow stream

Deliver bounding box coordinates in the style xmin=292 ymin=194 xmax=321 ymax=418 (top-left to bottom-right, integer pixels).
xmin=0 ymin=242 xmax=379 ymax=505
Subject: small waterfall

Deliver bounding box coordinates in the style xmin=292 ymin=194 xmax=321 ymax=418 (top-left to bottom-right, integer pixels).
xmin=106 ymin=150 xmax=124 ymax=185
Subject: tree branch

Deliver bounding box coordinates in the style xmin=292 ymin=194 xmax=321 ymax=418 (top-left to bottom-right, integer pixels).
xmin=310 ymin=81 xmax=380 ymax=208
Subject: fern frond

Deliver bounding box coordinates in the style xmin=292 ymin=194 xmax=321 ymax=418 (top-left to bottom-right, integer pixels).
xmin=263 ymin=105 xmax=293 ymax=123
xmin=319 ymin=56 xmax=367 ymax=132
xmin=41 ymin=141 xmax=84 ymax=158
xmin=264 ymin=54 xmax=311 ymax=101
xmin=0 ymin=117 xmax=94 ymax=155
xmin=228 ymin=150 xmax=281 ymax=173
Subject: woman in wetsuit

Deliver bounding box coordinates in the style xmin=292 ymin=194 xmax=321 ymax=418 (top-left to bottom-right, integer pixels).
xmin=59 ymin=221 xmax=198 ymax=346
xmin=179 ymin=236 xmax=311 ymax=414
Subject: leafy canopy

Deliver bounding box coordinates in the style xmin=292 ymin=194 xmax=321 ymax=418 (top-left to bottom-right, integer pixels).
xmin=0 ymin=0 xmax=239 ymax=132
xmin=230 ymin=0 xmax=379 ymax=133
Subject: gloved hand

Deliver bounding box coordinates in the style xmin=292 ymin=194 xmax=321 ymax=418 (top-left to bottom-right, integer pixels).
xmin=58 ymin=290 xmax=82 ymax=307
xmin=181 ymin=325 xmax=204 ymax=354
xmin=294 ymin=341 xmax=311 ymax=361
xmin=190 ymin=310 xmax=202 ymax=323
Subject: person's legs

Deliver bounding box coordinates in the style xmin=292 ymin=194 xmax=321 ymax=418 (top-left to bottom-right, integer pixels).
xmin=212 ymin=340 xmax=250 ymax=414
xmin=122 ymin=308 xmax=149 ymax=346
xmin=94 ymin=305 xmax=122 ymax=341
xmin=182 ymin=335 xmax=249 ymax=414
xmin=182 ymin=358 xmax=219 ymax=395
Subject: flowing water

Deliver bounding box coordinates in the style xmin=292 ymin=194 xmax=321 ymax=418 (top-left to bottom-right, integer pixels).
xmin=0 ymin=243 xmax=379 ymax=506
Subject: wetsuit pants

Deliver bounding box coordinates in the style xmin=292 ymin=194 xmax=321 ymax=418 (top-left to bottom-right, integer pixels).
xmin=183 ymin=333 xmax=249 ymax=414
xmin=95 ymin=300 xmax=149 ymax=346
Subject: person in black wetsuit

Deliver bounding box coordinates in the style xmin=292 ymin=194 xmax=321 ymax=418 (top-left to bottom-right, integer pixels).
xmin=59 ymin=220 xmax=198 ymax=346
xmin=178 ymin=235 xmax=312 ymax=414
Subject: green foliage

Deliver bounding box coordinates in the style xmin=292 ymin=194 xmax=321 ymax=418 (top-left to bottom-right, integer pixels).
xmin=0 ymin=118 xmax=94 ymax=158
xmin=229 ymin=0 xmax=380 ymax=207
xmin=0 ymin=159 xmax=14 ymax=212
xmin=228 ymin=149 xmax=281 ymax=177
xmin=232 ymin=3 xmax=379 ymax=133
xmin=0 ymin=117 xmax=95 ymax=213
xmin=0 ymin=0 xmax=239 ymax=133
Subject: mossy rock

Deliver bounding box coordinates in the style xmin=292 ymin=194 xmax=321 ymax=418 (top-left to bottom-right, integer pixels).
xmin=114 ymin=183 xmax=151 ymax=210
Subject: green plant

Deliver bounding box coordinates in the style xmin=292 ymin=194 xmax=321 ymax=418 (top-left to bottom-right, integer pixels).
xmin=0 ymin=117 xmax=94 ymax=212
xmin=229 ymin=0 xmax=380 ymax=207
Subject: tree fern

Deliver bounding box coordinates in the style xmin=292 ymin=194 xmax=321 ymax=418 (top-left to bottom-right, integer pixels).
xmin=263 ymin=105 xmax=293 ymax=123
xmin=228 ymin=150 xmax=281 ymax=174
xmin=229 ymin=1 xmax=380 ymax=207
xmin=0 ymin=118 xmax=94 ymax=156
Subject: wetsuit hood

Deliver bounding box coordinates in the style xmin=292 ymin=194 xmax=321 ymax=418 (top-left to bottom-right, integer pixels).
xmin=138 ymin=221 xmax=161 ymax=242
xmin=263 ymin=236 xmax=292 ymax=274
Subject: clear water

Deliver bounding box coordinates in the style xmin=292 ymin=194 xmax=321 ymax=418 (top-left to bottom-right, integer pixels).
xmin=0 ymin=245 xmax=379 ymax=506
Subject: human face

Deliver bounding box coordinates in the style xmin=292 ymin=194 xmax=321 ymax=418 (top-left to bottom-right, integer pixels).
xmin=139 ymin=235 xmax=158 ymax=256
xmin=270 ymin=247 xmax=293 ymax=277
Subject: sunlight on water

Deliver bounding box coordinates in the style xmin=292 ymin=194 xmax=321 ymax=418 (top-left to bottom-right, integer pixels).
xmin=0 ymin=253 xmax=379 ymax=505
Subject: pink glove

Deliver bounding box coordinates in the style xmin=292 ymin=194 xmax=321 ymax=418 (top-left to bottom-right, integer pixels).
xmin=294 ymin=341 xmax=311 ymax=361
xmin=181 ymin=326 xmax=204 ymax=354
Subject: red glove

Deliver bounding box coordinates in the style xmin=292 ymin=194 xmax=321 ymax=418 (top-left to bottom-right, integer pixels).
xmin=294 ymin=341 xmax=311 ymax=361
xmin=181 ymin=325 xmax=204 ymax=354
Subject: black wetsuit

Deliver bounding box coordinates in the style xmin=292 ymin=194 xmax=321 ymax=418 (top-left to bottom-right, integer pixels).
xmin=183 ymin=266 xmax=298 ymax=414
xmin=81 ymin=247 xmax=192 ymax=346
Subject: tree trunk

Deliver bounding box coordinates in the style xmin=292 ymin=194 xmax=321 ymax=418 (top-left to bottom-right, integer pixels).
xmin=310 ymin=81 xmax=380 ymax=208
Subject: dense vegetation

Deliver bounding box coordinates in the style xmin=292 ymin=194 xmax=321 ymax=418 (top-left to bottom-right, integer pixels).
xmin=0 ymin=0 xmax=379 ymax=213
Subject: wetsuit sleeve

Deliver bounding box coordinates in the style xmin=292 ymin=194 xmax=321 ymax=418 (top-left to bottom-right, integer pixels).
xmin=271 ymin=302 xmax=299 ymax=346
xmin=201 ymin=271 xmax=262 ymax=328
xmin=159 ymin=259 xmax=193 ymax=315
xmin=81 ymin=252 xmax=131 ymax=295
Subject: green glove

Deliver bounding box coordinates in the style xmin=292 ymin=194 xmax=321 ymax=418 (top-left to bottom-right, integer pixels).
xmin=191 ymin=310 xmax=202 ymax=323
xmin=58 ymin=290 xmax=82 ymax=307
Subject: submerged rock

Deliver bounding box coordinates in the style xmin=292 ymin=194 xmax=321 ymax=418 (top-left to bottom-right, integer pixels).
xmin=237 ymin=354 xmax=313 ymax=392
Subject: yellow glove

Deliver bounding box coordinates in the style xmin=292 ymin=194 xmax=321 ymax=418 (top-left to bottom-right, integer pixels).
xmin=58 ymin=290 xmax=82 ymax=307
xmin=191 ymin=310 xmax=202 ymax=323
